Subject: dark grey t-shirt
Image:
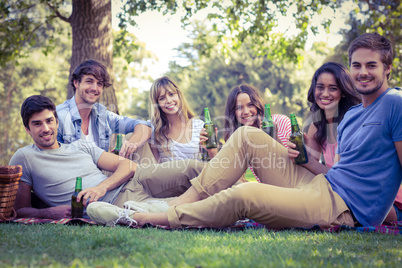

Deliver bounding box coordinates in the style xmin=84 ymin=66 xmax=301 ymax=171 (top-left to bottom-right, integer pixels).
xmin=9 ymin=142 xmax=124 ymax=207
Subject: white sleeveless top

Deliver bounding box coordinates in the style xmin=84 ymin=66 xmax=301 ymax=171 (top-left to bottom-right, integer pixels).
xmin=157 ymin=119 xmax=204 ymax=162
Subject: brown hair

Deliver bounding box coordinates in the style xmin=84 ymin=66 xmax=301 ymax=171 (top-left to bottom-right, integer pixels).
xmin=70 ymin=60 xmax=112 ymax=93
xmin=348 ymin=33 xmax=393 ymax=79
xmin=224 ymin=84 xmax=264 ymax=141
xmin=21 ymin=95 xmax=58 ymax=130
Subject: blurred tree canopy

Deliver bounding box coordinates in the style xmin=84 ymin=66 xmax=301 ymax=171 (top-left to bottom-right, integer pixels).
xmin=0 ymin=0 xmax=121 ymax=111
xmin=0 ymin=34 xmax=70 ymax=165
xmin=1 ymin=0 xmax=342 ymax=110
xmin=127 ymin=21 xmax=332 ymax=142
xmin=119 ymin=0 xmax=342 ymax=64
xmin=0 ymin=28 xmax=154 ymax=165
xmin=325 ymin=0 xmax=401 ymax=86
xmin=1 ymin=0 xmax=401 ymax=164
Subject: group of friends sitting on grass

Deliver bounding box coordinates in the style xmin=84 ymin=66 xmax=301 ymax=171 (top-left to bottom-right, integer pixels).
xmin=9 ymin=32 xmax=402 ymax=229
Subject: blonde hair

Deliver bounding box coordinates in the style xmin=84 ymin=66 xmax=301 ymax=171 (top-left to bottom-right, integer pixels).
xmin=149 ymin=76 xmax=196 ymax=155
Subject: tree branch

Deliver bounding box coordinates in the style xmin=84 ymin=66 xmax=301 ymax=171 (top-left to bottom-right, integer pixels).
xmin=47 ymin=2 xmax=71 ymax=23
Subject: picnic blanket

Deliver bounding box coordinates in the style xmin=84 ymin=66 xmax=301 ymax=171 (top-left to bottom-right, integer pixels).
xmin=2 ymin=218 xmax=401 ymax=235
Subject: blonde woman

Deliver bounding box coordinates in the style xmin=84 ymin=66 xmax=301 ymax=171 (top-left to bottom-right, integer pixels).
xmin=149 ymin=76 xmax=216 ymax=162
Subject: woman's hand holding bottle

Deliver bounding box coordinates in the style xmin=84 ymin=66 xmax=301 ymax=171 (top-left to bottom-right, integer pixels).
xmin=286 ymin=132 xmax=309 ymax=164
xmin=199 ymin=127 xmax=218 ymax=159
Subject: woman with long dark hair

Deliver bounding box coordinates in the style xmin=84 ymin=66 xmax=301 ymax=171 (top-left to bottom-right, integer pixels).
xmin=301 ymin=62 xmax=361 ymax=168
xmin=289 ymin=62 xmax=361 ymax=170
xmin=289 ymin=62 xmax=401 ymax=222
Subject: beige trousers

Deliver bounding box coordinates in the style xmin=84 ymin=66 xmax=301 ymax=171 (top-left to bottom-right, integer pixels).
xmin=113 ymin=159 xmax=206 ymax=207
xmin=123 ymin=134 xmax=157 ymax=165
xmin=167 ymin=126 xmax=354 ymax=229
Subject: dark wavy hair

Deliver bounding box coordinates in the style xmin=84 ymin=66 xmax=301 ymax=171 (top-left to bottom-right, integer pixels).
xmin=70 ymin=60 xmax=112 ymax=93
xmin=348 ymin=33 xmax=393 ymax=79
xmin=224 ymin=84 xmax=265 ymax=141
xmin=307 ymin=62 xmax=361 ymax=147
xmin=21 ymin=95 xmax=58 ymax=130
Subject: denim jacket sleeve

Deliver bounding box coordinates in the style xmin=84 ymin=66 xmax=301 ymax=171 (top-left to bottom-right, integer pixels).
xmin=56 ymin=98 xmax=81 ymax=144
xmin=93 ymin=103 xmax=153 ymax=151
xmin=104 ymin=109 xmax=153 ymax=134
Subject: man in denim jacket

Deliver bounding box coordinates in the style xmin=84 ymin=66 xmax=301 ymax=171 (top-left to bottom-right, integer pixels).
xmin=57 ymin=60 xmax=152 ymax=158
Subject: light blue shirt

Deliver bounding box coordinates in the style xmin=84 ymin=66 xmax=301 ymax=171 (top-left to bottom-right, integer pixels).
xmin=56 ymin=96 xmax=152 ymax=152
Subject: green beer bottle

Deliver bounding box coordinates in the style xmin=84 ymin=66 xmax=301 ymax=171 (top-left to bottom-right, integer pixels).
xmin=204 ymin=107 xmax=218 ymax=149
xmin=71 ymin=177 xmax=83 ymax=218
xmin=114 ymin=134 xmax=122 ymax=155
xmin=201 ymin=148 xmax=210 ymax=162
xmin=289 ymin=113 xmax=308 ymax=165
xmin=262 ymin=104 xmax=275 ymax=138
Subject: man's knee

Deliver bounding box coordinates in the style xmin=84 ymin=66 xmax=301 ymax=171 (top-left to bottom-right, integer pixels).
xmin=229 ymin=183 xmax=262 ymax=204
xmin=138 ymin=159 xmax=202 ymax=177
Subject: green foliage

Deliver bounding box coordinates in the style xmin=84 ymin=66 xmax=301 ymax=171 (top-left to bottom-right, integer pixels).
xmin=0 ymin=28 xmax=154 ymax=165
xmin=124 ymin=22 xmax=335 ymax=133
xmin=118 ymin=0 xmax=344 ymax=65
xmin=0 ymin=0 xmax=70 ymax=66
xmin=113 ymin=29 xmax=152 ymax=65
xmin=326 ymin=0 xmax=401 ymax=86
xmin=2 ymin=0 xmax=400 ymax=164
xmin=122 ymin=87 xmax=151 ymax=120
xmin=355 ymin=0 xmax=401 ymax=87
xmin=3 ymin=0 xmax=399 ymax=86
xmin=0 ymin=37 xmax=70 ymax=165
xmin=0 ymin=224 xmax=401 ymax=267
xmin=160 ymin=23 xmax=332 ymax=139
xmin=112 ymin=29 xmax=156 ymax=118
xmin=113 ymin=30 xmax=157 ymax=120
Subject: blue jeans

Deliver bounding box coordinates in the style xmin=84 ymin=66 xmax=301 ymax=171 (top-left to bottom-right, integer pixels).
xmin=394 ymin=204 xmax=402 ymax=221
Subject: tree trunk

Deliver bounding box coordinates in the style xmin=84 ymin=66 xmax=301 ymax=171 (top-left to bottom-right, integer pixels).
xmin=68 ymin=0 xmax=119 ymax=114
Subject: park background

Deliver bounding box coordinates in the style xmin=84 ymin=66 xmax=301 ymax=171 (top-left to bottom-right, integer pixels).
xmin=0 ymin=0 xmax=400 ymax=165
xmin=1 ymin=2 xmax=402 ymax=267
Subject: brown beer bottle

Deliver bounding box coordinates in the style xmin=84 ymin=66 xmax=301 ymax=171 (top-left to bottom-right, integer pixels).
xmin=114 ymin=134 xmax=122 ymax=155
xmin=71 ymin=177 xmax=83 ymax=218
xmin=204 ymin=107 xmax=218 ymax=149
xmin=289 ymin=113 xmax=308 ymax=165
xmin=262 ymin=104 xmax=275 ymax=138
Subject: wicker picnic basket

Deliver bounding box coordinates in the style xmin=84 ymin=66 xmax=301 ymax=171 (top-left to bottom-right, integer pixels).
xmin=0 ymin=165 xmax=22 ymax=221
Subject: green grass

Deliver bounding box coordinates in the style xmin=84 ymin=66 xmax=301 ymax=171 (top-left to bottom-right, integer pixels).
xmin=244 ymin=168 xmax=257 ymax=182
xmin=0 ymin=223 xmax=401 ymax=267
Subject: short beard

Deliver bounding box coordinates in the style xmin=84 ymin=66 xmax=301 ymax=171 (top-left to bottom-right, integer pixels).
xmin=356 ymin=73 xmax=386 ymax=96
xmin=356 ymin=82 xmax=383 ymax=95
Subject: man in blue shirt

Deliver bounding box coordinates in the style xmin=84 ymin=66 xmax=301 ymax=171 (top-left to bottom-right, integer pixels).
xmin=87 ymin=33 xmax=402 ymax=229
xmin=57 ymin=60 xmax=152 ymax=159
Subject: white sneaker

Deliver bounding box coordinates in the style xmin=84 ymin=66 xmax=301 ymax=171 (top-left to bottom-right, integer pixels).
xmin=124 ymin=200 xmax=170 ymax=213
xmin=86 ymin=201 xmax=138 ymax=227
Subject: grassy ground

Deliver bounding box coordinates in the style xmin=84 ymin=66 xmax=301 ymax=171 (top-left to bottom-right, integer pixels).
xmin=1 ymin=169 xmax=400 ymax=267
xmin=244 ymin=168 xmax=257 ymax=182
xmin=1 ymin=223 xmax=401 ymax=267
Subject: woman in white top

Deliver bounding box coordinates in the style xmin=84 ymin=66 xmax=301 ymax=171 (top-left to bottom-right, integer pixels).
xmin=149 ymin=76 xmax=217 ymax=162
